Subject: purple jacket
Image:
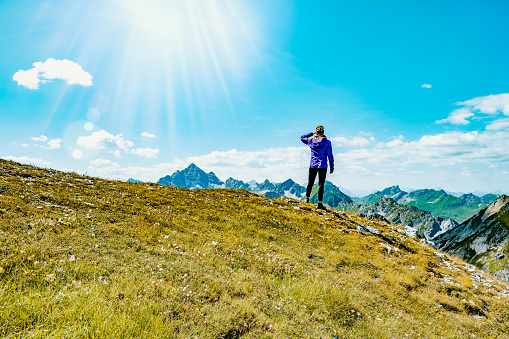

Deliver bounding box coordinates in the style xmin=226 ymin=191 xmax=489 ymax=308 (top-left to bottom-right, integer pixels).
xmin=301 ymin=132 xmax=334 ymax=170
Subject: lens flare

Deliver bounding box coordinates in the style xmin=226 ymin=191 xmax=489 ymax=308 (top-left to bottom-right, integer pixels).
xmin=84 ymin=122 xmax=94 ymax=131
xmin=72 ymin=150 xmax=83 ymax=159
xmin=87 ymin=92 xmax=110 ymax=112
xmin=87 ymin=108 xmax=101 ymax=122
xmin=63 ymin=120 xmax=101 ymax=160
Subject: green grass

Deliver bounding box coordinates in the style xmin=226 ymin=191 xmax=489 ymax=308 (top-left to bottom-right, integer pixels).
xmin=1 ymin=159 xmax=509 ymax=338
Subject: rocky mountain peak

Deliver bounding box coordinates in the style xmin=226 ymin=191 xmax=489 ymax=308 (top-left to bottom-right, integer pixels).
xmin=379 ymin=185 xmax=402 ymax=196
xmin=482 ymin=194 xmax=509 ymax=222
xmin=157 ymin=163 xmax=223 ymax=189
xmin=374 ymin=196 xmax=399 ymax=207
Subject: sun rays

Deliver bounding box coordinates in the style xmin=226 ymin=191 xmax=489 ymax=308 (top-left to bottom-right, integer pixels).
xmin=32 ymin=0 xmax=266 ymax=160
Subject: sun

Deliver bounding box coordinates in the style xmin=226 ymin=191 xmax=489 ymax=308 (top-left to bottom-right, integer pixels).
xmin=94 ymin=0 xmax=262 ymax=124
xmin=37 ymin=0 xmax=266 ymax=158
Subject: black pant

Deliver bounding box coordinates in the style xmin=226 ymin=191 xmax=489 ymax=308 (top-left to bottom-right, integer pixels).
xmin=306 ymin=168 xmax=327 ymax=202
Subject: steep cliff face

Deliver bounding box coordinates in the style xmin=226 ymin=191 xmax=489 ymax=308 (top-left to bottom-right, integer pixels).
xmin=434 ymin=195 xmax=509 ymax=282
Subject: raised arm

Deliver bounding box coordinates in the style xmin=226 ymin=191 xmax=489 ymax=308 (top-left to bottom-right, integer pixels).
xmin=301 ymin=132 xmax=314 ymax=145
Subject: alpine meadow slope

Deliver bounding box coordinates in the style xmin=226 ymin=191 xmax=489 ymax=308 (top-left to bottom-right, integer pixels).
xmin=2 ymin=160 xmax=508 ymax=338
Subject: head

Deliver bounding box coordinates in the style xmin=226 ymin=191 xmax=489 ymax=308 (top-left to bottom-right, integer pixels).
xmin=316 ymin=125 xmax=324 ymax=135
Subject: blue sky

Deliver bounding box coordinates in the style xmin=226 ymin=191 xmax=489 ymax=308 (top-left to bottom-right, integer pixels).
xmin=2 ymin=0 xmax=509 ymax=194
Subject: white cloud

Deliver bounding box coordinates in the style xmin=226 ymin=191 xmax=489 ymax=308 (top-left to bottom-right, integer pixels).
xmin=458 ymin=93 xmax=509 ymax=115
xmin=338 ymin=130 xmax=509 ymax=168
xmin=81 ymin=128 xmax=509 ymax=192
xmin=421 ymin=83 xmax=432 ymax=88
xmin=141 ymin=132 xmax=157 ymax=139
xmin=330 ymin=136 xmax=371 ymax=147
xmin=129 ymin=148 xmax=159 ymax=158
xmin=30 ymin=135 xmax=63 ymax=150
xmin=31 ymin=135 xmax=49 ymax=142
xmin=87 ymin=159 xmax=187 ymax=181
xmin=435 ymin=108 xmax=474 ymax=125
xmin=486 ymin=118 xmax=509 ymax=131
xmin=1 ymin=156 xmax=50 ymax=166
xmin=436 ymin=93 xmax=509 ymax=127
xmin=13 ymin=58 xmax=93 ymax=90
xmin=77 ymin=130 xmax=134 ymax=150
xmin=46 ymin=138 xmax=63 ymax=150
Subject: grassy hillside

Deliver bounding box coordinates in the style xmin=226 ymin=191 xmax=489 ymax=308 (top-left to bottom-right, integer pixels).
xmin=1 ymin=159 xmax=508 ymax=338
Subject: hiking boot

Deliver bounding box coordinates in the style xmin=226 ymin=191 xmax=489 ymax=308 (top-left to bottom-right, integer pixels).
xmin=305 ymin=197 xmax=310 ymax=203
xmin=317 ymin=203 xmax=326 ymax=210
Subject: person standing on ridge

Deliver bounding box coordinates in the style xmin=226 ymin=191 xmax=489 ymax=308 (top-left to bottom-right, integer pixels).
xmin=301 ymin=125 xmax=334 ymax=210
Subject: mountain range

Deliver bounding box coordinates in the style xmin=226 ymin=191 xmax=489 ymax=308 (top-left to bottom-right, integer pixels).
xmin=354 ymin=185 xmax=499 ymax=223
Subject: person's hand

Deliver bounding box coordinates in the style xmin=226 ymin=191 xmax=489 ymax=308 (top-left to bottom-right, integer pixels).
xmin=330 ymin=169 xmax=334 ymax=174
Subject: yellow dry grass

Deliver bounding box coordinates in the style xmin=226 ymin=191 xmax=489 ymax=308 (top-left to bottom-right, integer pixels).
xmin=0 ymin=159 xmax=508 ymax=338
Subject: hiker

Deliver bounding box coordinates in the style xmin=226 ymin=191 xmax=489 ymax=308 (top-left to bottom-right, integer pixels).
xmin=301 ymin=125 xmax=334 ymax=210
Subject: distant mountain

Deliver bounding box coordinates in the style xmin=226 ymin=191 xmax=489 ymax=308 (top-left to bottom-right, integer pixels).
xmin=225 ymin=177 xmax=308 ymax=200
xmin=434 ymin=195 xmax=509 ymax=282
xmin=446 ymin=189 xmax=508 ymax=197
xmin=157 ymin=163 xmax=224 ymax=189
xmin=354 ymin=185 xmax=499 ymax=223
xmin=354 ymin=185 xmax=406 ymax=204
xmin=338 ymin=186 xmax=375 ymax=198
xmin=224 ymin=177 xmax=250 ymax=190
xmin=343 ymin=197 xmax=458 ymax=240
xmin=127 ymin=178 xmax=142 ymax=183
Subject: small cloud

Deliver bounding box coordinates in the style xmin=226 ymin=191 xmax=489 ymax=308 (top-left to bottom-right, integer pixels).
xmin=435 ymin=108 xmax=474 ymax=125
xmin=129 ymin=148 xmax=159 ymax=158
xmin=46 ymin=138 xmax=63 ymax=150
xmin=31 ymin=135 xmax=48 ymax=142
xmin=141 ymin=132 xmax=157 ymax=139
xmin=13 ymin=58 xmax=93 ymax=90
xmin=11 ymin=142 xmax=28 ymax=147
xmin=1 ymin=156 xmax=49 ymax=166
xmin=31 ymin=136 xmax=63 ymax=150
xmin=77 ymin=130 xmax=134 ymax=150
xmin=421 ymin=83 xmax=432 ymax=88
xmin=114 ymin=150 xmax=122 ymax=158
